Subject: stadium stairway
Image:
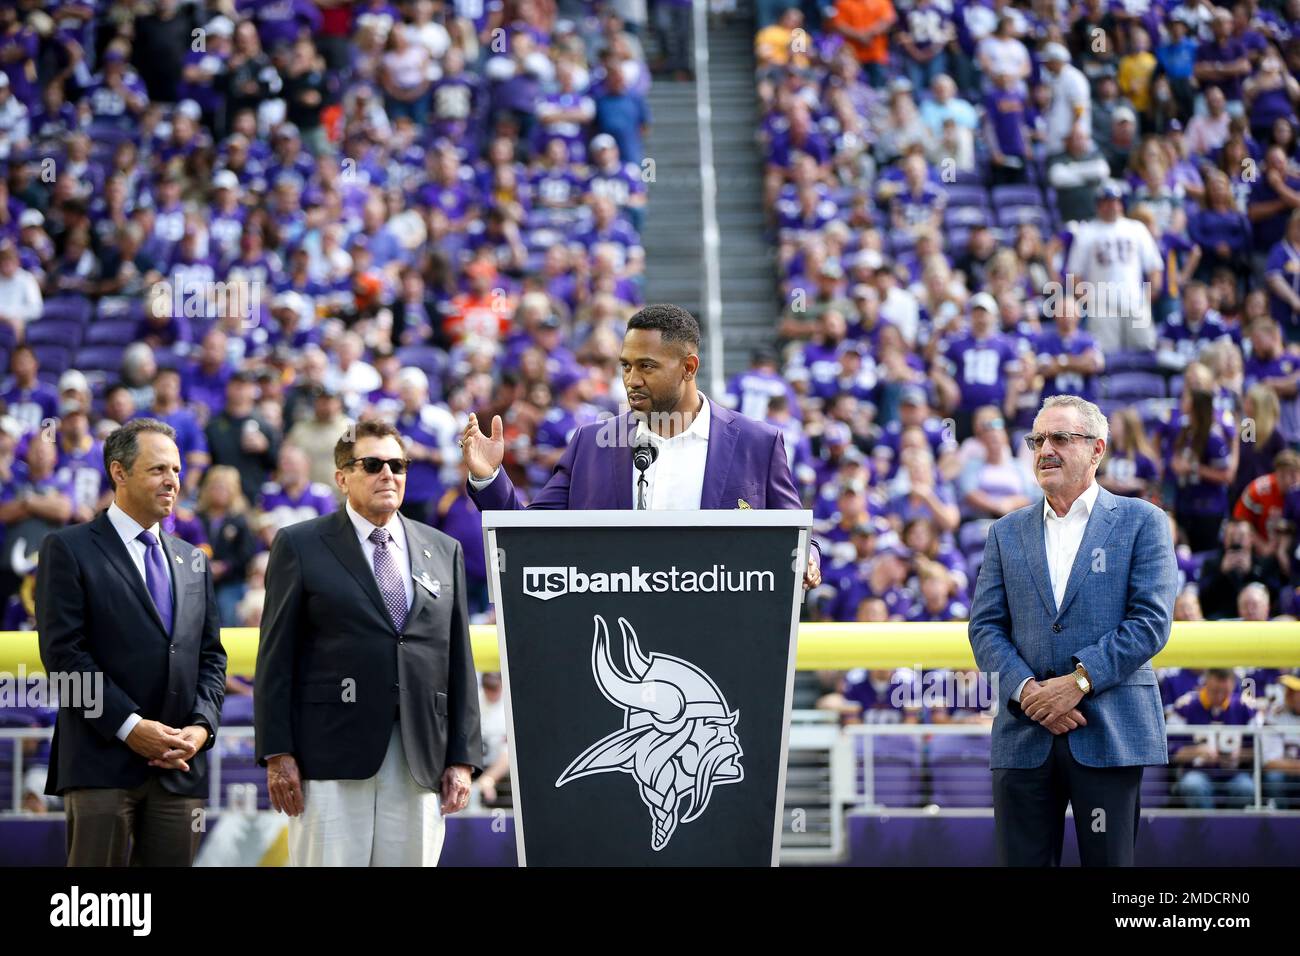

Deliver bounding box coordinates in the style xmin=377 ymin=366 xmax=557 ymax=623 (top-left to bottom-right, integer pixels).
xmin=642 ymin=6 xmax=776 ymax=384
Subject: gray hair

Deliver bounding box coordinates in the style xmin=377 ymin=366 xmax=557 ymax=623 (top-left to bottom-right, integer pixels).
xmin=104 ymin=417 xmax=177 ymax=484
xmin=1035 ymin=395 xmax=1109 ymax=445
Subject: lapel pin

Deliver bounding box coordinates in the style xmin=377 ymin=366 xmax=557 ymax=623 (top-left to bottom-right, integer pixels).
xmin=737 ymin=499 xmax=751 ymax=510
xmin=174 ymin=555 xmax=183 ymax=563
xmin=423 ymin=549 xmax=430 ymax=559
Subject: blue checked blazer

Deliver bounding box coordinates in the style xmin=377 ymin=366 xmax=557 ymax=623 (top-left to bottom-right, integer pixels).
xmin=968 ymin=486 xmax=1177 ymax=769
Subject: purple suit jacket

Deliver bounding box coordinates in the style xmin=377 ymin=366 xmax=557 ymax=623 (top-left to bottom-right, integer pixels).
xmin=468 ymin=398 xmax=806 ymax=512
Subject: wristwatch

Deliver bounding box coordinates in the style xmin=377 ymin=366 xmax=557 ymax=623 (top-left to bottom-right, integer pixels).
xmin=1073 ymin=662 xmax=1092 ymax=695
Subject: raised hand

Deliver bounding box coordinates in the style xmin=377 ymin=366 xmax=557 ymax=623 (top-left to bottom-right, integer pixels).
xmin=460 ymin=413 xmax=505 ymax=480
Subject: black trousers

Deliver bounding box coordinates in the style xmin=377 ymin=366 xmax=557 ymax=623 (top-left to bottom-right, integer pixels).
xmin=64 ymin=778 xmax=203 ymax=867
xmin=992 ymin=734 xmax=1143 ymax=867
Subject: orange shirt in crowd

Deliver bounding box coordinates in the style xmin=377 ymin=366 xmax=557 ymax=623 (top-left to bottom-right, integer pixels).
xmin=827 ymin=0 xmax=897 ymax=66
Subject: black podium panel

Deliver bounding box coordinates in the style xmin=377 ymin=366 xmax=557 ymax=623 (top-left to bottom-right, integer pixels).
xmin=491 ymin=522 xmax=803 ymax=866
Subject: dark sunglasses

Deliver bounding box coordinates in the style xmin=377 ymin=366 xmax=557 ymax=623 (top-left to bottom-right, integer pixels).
xmin=345 ymin=456 xmax=410 ymax=475
xmin=1024 ymin=431 xmax=1097 ymax=452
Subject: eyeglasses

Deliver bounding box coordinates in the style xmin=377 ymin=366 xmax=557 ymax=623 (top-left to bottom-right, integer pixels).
xmin=1024 ymin=431 xmax=1097 ymax=452
xmin=344 ymin=456 xmax=410 ymax=475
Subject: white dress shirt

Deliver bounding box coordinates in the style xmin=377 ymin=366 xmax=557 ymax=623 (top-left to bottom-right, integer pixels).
xmin=631 ymin=394 xmax=710 ymax=510
xmin=345 ymin=499 xmax=414 ymax=613
xmin=1012 ymin=480 xmax=1101 ymax=703
xmin=469 ymin=394 xmax=713 ymax=511
xmin=105 ymin=501 xmax=173 ymax=742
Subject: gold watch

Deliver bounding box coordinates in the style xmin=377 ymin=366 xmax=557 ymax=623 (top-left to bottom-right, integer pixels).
xmin=1074 ymin=663 xmax=1092 ymax=695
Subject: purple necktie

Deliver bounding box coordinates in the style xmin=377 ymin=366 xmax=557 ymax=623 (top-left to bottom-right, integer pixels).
xmin=369 ymin=527 xmax=408 ymax=632
xmin=137 ymin=529 xmax=173 ymax=633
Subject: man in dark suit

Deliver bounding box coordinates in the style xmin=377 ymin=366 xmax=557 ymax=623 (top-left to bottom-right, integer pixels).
xmin=36 ymin=418 xmax=227 ymax=866
xmin=255 ymin=420 xmax=482 ymax=866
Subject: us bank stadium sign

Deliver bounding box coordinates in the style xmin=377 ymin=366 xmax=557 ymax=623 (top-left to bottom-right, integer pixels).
xmin=522 ymin=564 xmax=777 ymax=600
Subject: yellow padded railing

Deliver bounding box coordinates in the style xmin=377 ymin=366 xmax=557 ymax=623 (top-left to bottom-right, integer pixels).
xmin=2 ymin=621 xmax=1297 ymax=675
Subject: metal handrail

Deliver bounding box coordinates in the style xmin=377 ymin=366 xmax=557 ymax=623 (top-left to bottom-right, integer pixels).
xmin=839 ymin=723 xmax=1300 ymax=812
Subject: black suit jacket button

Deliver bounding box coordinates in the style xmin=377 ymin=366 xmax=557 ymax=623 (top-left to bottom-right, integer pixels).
xmin=1052 ymin=623 xmax=1062 ymax=633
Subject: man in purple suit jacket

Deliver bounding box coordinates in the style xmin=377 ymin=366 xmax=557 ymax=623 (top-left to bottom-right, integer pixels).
xmin=460 ymin=304 xmax=822 ymax=588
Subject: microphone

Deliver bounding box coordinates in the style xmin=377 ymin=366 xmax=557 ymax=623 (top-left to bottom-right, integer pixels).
xmin=632 ymin=441 xmax=659 ymax=510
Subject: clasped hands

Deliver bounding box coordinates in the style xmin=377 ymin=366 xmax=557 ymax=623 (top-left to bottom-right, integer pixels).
xmin=126 ymin=719 xmax=209 ymax=772
xmin=1020 ymin=677 xmax=1087 ymax=735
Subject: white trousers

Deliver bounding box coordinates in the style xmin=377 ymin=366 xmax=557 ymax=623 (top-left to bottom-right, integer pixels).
xmin=289 ymin=724 xmax=445 ymax=867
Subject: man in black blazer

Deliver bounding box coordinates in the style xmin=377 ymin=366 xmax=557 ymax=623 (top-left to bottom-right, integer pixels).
xmin=255 ymin=419 xmax=482 ymax=866
xmin=36 ymin=418 xmax=227 ymax=866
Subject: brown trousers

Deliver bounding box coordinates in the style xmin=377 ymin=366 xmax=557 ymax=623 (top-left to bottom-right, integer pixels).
xmin=64 ymin=778 xmax=204 ymax=867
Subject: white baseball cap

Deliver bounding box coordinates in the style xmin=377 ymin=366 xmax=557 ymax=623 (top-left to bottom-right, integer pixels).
xmin=970 ymin=292 xmax=1000 ymax=316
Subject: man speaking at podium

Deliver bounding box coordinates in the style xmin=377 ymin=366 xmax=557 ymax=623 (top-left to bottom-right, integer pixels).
xmin=460 ymin=304 xmax=821 ymax=589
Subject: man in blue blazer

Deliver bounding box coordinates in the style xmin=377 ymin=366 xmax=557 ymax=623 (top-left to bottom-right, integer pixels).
xmin=969 ymin=394 xmax=1177 ymax=866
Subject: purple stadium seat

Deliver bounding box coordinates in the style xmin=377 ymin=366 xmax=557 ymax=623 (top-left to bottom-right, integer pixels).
xmin=72 ymin=345 xmax=126 ymax=373
xmin=1105 ymin=349 xmax=1160 ymax=372
xmin=24 ymin=319 xmax=85 ymax=349
xmin=396 ymin=345 xmax=450 ymax=381
xmin=97 ymin=297 xmax=147 ymax=322
xmin=991 ymin=184 xmax=1044 ymax=208
xmin=83 ymin=319 xmax=140 ymax=346
xmin=39 ymin=297 xmax=93 ymax=324
xmin=944 ymin=205 xmax=991 ymax=229
xmin=996 ymin=205 xmax=1051 ymax=230
xmin=926 ymin=734 xmax=993 ymax=808
xmin=30 ymin=344 xmax=71 ymax=374
xmin=858 ymin=734 xmax=924 ymax=807
xmin=1102 ymin=371 xmax=1166 ymax=401
xmin=945 ymin=184 xmax=990 ymax=208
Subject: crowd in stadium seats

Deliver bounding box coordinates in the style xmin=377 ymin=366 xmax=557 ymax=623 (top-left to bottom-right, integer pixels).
xmin=748 ymin=0 xmax=1300 ymax=799
xmin=0 ymin=0 xmax=675 ymax=811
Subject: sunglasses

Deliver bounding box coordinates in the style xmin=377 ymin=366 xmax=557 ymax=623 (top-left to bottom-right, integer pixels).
xmin=344 ymin=456 xmax=410 ymax=475
xmin=1024 ymin=431 xmax=1097 ymax=452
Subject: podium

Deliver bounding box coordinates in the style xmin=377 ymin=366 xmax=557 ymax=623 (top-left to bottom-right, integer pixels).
xmin=482 ymin=510 xmax=812 ymax=866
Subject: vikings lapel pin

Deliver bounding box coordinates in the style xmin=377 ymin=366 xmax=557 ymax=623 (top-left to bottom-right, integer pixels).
xmin=422 ymin=549 xmax=431 ymax=559
xmin=737 ymin=499 xmax=752 ymax=510
xmin=174 ymin=555 xmax=183 ymax=563
xmin=415 ymin=571 xmax=440 ymax=597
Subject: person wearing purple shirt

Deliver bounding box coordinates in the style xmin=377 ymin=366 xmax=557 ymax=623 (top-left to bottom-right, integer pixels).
xmin=585 ymin=138 xmax=648 ymax=217
xmin=1248 ymin=147 xmax=1300 ymax=253
xmin=984 ymin=69 xmax=1031 ymax=185
xmin=1265 ymin=211 xmax=1300 ymax=338
xmin=182 ymin=329 xmax=236 ymax=418
xmin=1159 ymin=281 xmax=1235 ymax=364
xmin=0 ymin=8 xmax=40 ymax=110
xmin=936 ymin=294 xmax=1022 ymax=421
xmin=83 ymin=48 xmax=150 ymax=129
xmin=528 ymin=370 xmax=603 ymax=488
xmin=392 ymin=369 xmax=458 ymax=521
xmin=840 ymin=668 xmax=924 ymax=723
xmin=256 ymin=469 xmax=337 ymax=542
xmin=1165 ymin=390 xmax=1234 ymax=552
xmin=1168 ymin=669 xmax=1260 ymax=808
xmin=726 ymin=349 xmax=800 ymax=423
xmin=887 ymin=154 xmax=948 ymax=233
xmin=431 ymin=464 xmax=490 ymax=614
xmin=428 ymin=49 xmax=482 ymax=146
xmin=1193 ymin=14 xmax=1251 ymax=103
xmin=1 ymin=346 xmax=59 ymax=436
xmin=1035 ymin=298 xmax=1104 ymax=402
xmin=240 ymin=0 xmax=322 ymax=51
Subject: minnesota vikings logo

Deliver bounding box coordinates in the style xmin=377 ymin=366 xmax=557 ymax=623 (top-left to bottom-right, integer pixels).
xmin=555 ymin=615 xmax=744 ymax=851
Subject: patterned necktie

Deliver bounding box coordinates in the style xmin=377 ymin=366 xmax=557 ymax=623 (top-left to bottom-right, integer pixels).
xmin=136 ymin=529 xmax=173 ymax=633
xmin=369 ymin=527 xmax=408 ymax=632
